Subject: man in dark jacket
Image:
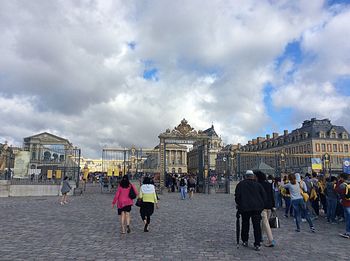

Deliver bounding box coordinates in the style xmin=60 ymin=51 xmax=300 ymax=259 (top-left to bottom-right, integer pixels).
xmin=235 ymin=170 xmax=267 ymax=251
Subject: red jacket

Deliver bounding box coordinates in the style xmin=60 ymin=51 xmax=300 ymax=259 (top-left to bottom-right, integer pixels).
xmin=335 ymin=181 xmax=350 ymax=207
xmin=112 ymin=184 xmax=138 ymax=209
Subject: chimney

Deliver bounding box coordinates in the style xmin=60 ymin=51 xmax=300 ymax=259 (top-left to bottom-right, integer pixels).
xmin=266 ymin=134 xmax=270 ymax=140
xmin=248 ymin=140 xmax=252 ymax=145
xmin=284 ymin=130 xmax=288 ymax=136
xmin=273 ymin=132 xmax=279 ymax=139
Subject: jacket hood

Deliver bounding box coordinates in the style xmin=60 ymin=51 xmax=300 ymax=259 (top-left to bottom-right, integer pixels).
xmin=141 ymin=184 xmax=155 ymax=194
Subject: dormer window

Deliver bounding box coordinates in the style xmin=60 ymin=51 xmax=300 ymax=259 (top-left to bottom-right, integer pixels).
xmin=330 ymin=130 xmax=337 ymax=139
xmin=319 ymin=131 xmax=326 ymax=138
xmin=342 ymin=132 xmax=348 ymax=139
xmin=304 ymin=132 xmax=309 ymax=139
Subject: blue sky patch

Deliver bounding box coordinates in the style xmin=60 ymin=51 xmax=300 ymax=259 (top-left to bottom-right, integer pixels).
xmin=326 ymin=0 xmax=350 ymax=7
xmin=334 ymin=76 xmax=350 ymax=96
xmin=127 ymin=41 xmax=136 ymax=50
xmin=275 ymin=40 xmax=303 ymax=70
xmin=143 ymin=68 xmax=159 ymax=81
xmin=262 ymin=84 xmax=294 ymax=136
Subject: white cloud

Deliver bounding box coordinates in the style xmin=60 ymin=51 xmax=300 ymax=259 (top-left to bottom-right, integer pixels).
xmin=1 ymin=0 xmax=349 ymax=157
xmin=271 ymin=5 xmax=350 ymax=128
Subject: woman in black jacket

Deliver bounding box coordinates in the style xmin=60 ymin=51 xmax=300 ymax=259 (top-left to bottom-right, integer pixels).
xmin=254 ymin=170 xmax=276 ymax=247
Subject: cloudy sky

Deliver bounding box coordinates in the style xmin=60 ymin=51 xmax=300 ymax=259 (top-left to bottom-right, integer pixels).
xmin=1 ymin=0 xmax=350 ymax=158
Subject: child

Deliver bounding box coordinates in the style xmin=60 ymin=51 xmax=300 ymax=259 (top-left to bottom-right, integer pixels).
xmin=60 ymin=176 xmax=71 ymax=205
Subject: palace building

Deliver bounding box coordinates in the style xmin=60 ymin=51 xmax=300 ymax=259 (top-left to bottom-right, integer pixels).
xmin=238 ymin=118 xmax=350 ymax=175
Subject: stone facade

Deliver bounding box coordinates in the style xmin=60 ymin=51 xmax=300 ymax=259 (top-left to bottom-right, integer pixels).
xmin=22 ymin=132 xmax=79 ymax=179
xmin=187 ymin=125 xmax=223 ymax=175
xmin=238 ymin=118 xmax=350 ymax=175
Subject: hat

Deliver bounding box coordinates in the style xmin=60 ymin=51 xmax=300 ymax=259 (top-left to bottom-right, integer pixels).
xmin=295 ymin=173 xmax=301 ymax=182
xmin=245 ymin=170 xmax=254 ymax=177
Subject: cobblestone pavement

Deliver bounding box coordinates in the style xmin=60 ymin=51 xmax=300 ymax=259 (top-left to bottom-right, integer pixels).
xmin=0 ymin=184 xmax=349 ymax=260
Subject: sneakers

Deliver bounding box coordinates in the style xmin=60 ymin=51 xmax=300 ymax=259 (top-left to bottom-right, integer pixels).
xmin=264 ymin=240 xmax=276 ymax=247
xmin=301 ymin=218 xmax=306 ymax=222
xmin=126 ymin=225 xmax=131 ymax=233
xmin=284 ymin=214 xmax=288 ymax=218
xmin=339 ymin=233 xmax=350 ymax=239
xmin=254 ymin=245 xmax=261 ymax=251
xmin=242 ymin=242 xmax=248 ymax=247
xmin=295 ymin=228 xmax=300 ymax=232
xmin=310 ymin=227 xmax=315 ymax=233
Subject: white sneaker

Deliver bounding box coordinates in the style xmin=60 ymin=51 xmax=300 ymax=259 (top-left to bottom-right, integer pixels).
xmin=60 ymin=202 xmax=64 ymax=205
xmin=301 ymin=218 xmax=306 ymax=222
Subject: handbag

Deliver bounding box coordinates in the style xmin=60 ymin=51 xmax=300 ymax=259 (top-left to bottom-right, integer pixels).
xmin=129 ymin=186 xmax=137 ymax=199
xmin=135 ymin=198 xmax=143 ymax=207
xmin=300 ymin=188 xmax=309 ymax=202
xmin=269 ymin=211 xmax=280 ymax=228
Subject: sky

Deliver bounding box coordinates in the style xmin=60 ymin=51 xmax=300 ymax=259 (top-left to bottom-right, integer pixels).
xmin=1 ymin=0 xmax=350 ymax=158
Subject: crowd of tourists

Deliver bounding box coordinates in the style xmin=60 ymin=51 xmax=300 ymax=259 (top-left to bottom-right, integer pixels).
xmin=165 ymin=174 xmax=197 ymax=199
xmin=235 ymin=170 xmax=350 ymax=251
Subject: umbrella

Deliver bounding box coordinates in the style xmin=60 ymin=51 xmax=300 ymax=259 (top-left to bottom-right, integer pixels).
xmin=236 ymin=210 xmax=240 ymax=248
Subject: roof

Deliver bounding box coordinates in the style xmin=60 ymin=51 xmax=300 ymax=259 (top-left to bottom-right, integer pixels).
xmin=294 ymin=118 xmax=349 ymax=139
xmin=203 ymin=125 xmax=218 ymax=137
xmin=24 ymin=132 xmax=71 ymax=144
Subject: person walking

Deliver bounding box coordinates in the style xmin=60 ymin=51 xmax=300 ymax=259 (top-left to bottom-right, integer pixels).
xmin=112 ymin=175 xmax=138 ymax=234
xmin=281 ymin=175 xmax=293 ymax=218
xmin=188 ymin=176 xmax=196 ymax=199
xmin=60 ymin=176 xmax=71 ymax=205
xmin=139 ymin=176 xmax=159 ymax=232
xmin=179 ymin=176 xmax=187 ymax=200
xmin=235 ymin=170 xmax=266 ymax=251
xmin=335 ymin=173 xmax=350 ymax=238
xmin=325 ymin=176 xmax=338 ymax=224
xmin=254 ymin=170 xmax=276 ymax=247
xmin=283 ymin=173 xmax=315 ymax=233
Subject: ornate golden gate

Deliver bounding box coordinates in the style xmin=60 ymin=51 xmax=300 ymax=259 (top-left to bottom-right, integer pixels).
xmin=158 ymin=119 xmax=211 ymax=192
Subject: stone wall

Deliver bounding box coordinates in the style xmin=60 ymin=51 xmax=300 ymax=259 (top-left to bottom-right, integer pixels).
xmin=0 ymin=181 xmax=76 ymax=197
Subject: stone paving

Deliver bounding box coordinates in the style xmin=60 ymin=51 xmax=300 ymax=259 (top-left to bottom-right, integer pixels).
xmin=0 ymin=184 xmax=349 ymax=260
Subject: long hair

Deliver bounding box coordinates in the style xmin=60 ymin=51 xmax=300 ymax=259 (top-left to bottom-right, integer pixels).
xmin=120 ymin=175 xmax=130 ymax=188
xmin=288 ymin=173 xmax=296 ymax=185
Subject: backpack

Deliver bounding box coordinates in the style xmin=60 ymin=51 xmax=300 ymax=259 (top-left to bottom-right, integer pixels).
xmin=343 ymin=182 xmax=350 ymax=200
xmin=180 ymin=179 xmax=185 ymax=187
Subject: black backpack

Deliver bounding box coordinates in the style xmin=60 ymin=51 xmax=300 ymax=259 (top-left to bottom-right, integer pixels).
xmin=180 ymin=179 xmax=185 ymax=187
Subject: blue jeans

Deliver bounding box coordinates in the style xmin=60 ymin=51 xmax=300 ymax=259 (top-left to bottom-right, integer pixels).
xmin=344 ymin=206 xmax=350 ymax=234
xmin=274 ymin=191 xmax=282 ymax=208
xmin=284 ymin=197 xmax=293 ymax=216
xmin=180 ymin=186 xmax=187 ymax=199
xmin=292 ymin=198 xmax=314 ymax=230
xmin=326 ymin=197 xmax=337 ymax=222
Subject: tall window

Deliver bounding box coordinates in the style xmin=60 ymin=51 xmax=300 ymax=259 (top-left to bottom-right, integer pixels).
xmin=333 ymin=144 xmax=338 ymax=152
xmin=339 ymin=144 xmax=343 ymax=152
xmin=345 ymin=144 xmax=349 ymax=153
xmin=316 ymin=143 xmax=320 ymax=152
xmin=327 ymin=144 xmax=332 ymax=152
xmin=321 ymin=144 xmax=326 ymax=152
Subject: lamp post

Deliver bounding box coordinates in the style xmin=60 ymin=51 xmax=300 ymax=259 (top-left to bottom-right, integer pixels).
xmin=323 ymin=153 xmax=330 ymax=177
xmin=280 ymin=152 xmax=285 ymax=174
